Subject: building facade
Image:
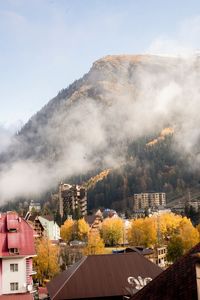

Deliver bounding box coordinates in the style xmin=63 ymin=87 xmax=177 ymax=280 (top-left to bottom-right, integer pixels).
xmin=84 ymin=209 xmax=103 ymax=234
xmin=58 ymin=183 xmax=87 ymax=219
xmin=0 ymin=212 xmax=36 ymax=299
xmin=38 ymin=216 xmax=60 ymax=241
xmin=28 ymin=200 xmax=41 ymax=212
xmin=133 ymin=193 xmax=166 ymax=211
xmin=154 ymin=246 xmax=167 ymax=268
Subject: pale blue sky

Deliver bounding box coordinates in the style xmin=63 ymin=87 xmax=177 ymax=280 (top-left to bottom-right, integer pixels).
xmin=1 ymin=0 xmax=200 ymax=128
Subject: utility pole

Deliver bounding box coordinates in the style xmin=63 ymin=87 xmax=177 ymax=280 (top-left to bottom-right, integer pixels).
xmin=157 ymin=212 xmax=161 ymax=246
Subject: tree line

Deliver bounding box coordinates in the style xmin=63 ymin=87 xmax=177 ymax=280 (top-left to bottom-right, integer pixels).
xmin=88 ymin=135 xmax=200 ymax=214
xmin=33 ymin=212 xmax=200 ymax=285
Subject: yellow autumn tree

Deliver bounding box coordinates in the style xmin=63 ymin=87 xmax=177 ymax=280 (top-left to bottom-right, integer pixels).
xmin=178 ymin=217 xmax=199 ymax=251
xmin=33 ymin=238 xmax=59 ymax=285
xmin=159 ymin=213 xmax=182 ymax=239
xmin=84 ymin=231 xmax=105 ymax=255
xmin=143 ymin=217 xmax=157 ymax=246
xmin=128 ymin=218 xmax=146 ymax=246
xmin=128 ymin=213 xmax=199 ymax=252
xmin=159 ymin=214 xmax=199 ymax=251
xmin=60 ymin=219 xmax=75 ymax=243
xmin=128 ymin=217 xmax=157 ymax=247
xmin=77 ymin=218 xmax=90 ymax=241
xmin=101 ymin=217 xmax=124 ymax=246
xmin=196 ymin=223 xmax=200 ymax=236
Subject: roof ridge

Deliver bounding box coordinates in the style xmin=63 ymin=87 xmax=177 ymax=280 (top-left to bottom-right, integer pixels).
xmin=131 ymin=242 xmax=200 ymax=299
xmin=52 ymin=256 xmax=87 ymax=300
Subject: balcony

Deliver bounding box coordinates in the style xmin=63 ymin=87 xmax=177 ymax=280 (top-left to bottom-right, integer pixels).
xmin=28 ymin=269 xmax=37 ymax=275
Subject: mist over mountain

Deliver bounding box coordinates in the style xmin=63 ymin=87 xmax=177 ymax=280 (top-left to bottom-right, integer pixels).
xmin=1 ymin=54 xmax=200 ymax=204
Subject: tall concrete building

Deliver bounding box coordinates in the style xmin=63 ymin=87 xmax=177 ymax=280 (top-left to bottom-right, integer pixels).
xmin=58 ymin=183 xmax=87 ymax=219
xmin=133 ymin=193 xmax=166 ymax=211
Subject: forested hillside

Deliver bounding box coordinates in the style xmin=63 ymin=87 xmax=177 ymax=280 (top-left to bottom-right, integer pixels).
xmin=88 ymin=132 xmax=200 ymax=211
xmin=1 ymin=54 xmax=200 ymax=210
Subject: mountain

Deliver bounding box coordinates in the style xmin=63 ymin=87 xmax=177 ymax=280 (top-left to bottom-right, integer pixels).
xmin=1 ymin=54 xmax=200 ymax=208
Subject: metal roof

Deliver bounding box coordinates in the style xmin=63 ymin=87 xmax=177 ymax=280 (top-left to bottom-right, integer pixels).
xmin=131 ymin=242 xmax=200 ymax=300
xmin=0 ymin=212 xmax=36 ymax=257
xmin=47 ymin=252 xmax=162 ymax=299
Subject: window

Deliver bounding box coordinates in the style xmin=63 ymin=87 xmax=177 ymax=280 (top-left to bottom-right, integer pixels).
xmin=8 ymin=228 xmax=17 ymax=232
xmin=9 ymin=248 xmax=19 ymax=254
xmin=10 ymin=282 xmax=18 ymax=291
xmin=10 ymin=264 xmax=18 ymax=272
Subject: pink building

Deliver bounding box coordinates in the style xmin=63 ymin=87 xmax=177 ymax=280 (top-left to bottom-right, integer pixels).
xmin=0 ymin=212 xmax=36 ymax=300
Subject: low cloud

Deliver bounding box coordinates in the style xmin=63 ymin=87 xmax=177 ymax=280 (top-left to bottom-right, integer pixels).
xmin=1 ymin=55 xmax=200 ymax=202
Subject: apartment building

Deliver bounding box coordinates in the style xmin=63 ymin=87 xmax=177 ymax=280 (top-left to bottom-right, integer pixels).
xmin=38 ymin=215 xmax=60 ymax=241
xmin=133 ymin=193 xmax=166 ymax=211
xmin=0 ymin=212 xmax=36 ymax=299
xmin=58 ymin=183 xmax=87 ymax=219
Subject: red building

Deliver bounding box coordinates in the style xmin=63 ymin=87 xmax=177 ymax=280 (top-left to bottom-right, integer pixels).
xmin=0 ymin=212 xmax=36 ymax=299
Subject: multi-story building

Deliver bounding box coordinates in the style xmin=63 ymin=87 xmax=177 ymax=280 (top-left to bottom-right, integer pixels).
xmin=133 ymin=193 xmax=166 ymax=211
xmin=25 ymin=212 xmax=45 ymax=239
xmin=38 ymin=216 xmax=60 ymax=241
xmin=154 ymin=246 xmax=167 ymax=268
xmin=25 ymin=213 xmax=60 ymax=240
xmin=133 ymin=193 xmax=149 ymax=210
xmin=58 ymin=183 xmax=87 ymax=219
xmin=0 ymin=211 xmax=36 ymax=299
xmin=149 ymin=193 xmax=166 ymax=207
xmin=28 ymin=200 xmax=41 ymax=212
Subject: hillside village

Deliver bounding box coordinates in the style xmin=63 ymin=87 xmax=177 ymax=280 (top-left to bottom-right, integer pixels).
xmin=1 ymin=179 xmax=200 ymax=299
xmin=1 ymin=54 xmax=200 ymax=298
xmin=2 ymin=0 xmax=200 ymax=299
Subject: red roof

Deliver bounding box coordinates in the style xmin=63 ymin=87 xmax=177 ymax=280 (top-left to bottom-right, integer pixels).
xmin=130 ymin=242 xmax=200 ymax=300
xmin=47 ymin=252 xmax=162 ymax=299
xmin=0 ymin=212 xmax=36 ymax=257
xmin=7 ymin=233 xmax=20 ymax=249
xmin=0 ymin=294 xmax=34 ymax=300
xmin=6 ymin=213 xmax=19 ymax=231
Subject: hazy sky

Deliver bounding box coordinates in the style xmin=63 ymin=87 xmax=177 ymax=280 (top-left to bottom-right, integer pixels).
xmin=1 ymin=0 xmax=200 ymax=129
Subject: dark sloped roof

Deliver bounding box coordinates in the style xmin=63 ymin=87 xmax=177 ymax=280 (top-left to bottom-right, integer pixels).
xmin=47 ymin=258 xmax=87 ymax=300
xmin=47 ymin=252 xmax=162 ymax=300
xmin=130 ymin=242 xmax=200 ymax=300
xmin=84 ymin=215 xmax=96 ymax=225
xmin=125 ymin=246 xmax=154 ymax=255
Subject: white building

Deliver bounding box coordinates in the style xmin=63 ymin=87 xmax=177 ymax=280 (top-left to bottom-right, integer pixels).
xmin=38 ymin=216 xmax=60 ymax=241
xmin=0 ymin=212 xmax=36 ymax=299
xmin=28 ymin=200 xmax=41 ymax=212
